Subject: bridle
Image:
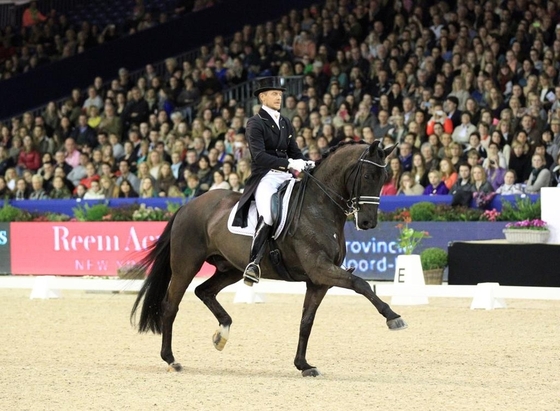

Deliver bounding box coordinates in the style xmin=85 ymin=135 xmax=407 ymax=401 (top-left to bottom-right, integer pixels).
xmin=301 ymin=147 xmax=386 ymax=218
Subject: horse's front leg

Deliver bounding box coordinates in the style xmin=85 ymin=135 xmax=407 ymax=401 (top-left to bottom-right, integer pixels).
xmin=308 ymin=261 xmax=408 ymax=330
xmin=294 ymin=282 xmax=330 ymax=377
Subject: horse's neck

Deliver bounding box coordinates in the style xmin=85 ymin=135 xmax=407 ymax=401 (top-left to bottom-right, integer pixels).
xmin=302 ymin=166 xmax=350 ymax=227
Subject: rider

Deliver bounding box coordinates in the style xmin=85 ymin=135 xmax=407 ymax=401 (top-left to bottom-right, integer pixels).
xmin=233 ymin=77 xmax=315 ymax=286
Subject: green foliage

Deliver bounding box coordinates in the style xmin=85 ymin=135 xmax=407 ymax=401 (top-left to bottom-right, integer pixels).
xmin=420 ymin=247 xmax=448 ymax=270
xmin=72 ymin=202 xmax=111 ymax=222
xmin=396 ymin=222 xmax=430 ymax=255
xmin=132 ymin=204 xmax=168 ymax=221
xmin=409 ymin=202 xmax=437 ymax=221
xmin=0 ymin=203 xmax=32 ymax=222
xmin=166 ymin=201 xmax=184 ymax=215
xmin=498 ymin=197 xmax=541 ymax=221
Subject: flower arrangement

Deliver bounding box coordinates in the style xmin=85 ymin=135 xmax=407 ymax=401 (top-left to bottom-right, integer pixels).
xmin=504 ymin=219 xmax=548 ymax=231
xmin=396 ymin=219 xmax=430 ymax=255
xmin=481 ymin=209 xmax=500 ymax=222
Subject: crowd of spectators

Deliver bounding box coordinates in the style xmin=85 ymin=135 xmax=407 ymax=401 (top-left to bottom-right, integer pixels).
xmin=1 ymin=0 xmax=560 ymax=204
xmin=0 ymin=0 xmax=214 ymax=82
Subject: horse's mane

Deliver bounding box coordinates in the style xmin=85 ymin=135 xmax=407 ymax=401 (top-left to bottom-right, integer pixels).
xmin=311 ymin=140 xmax=371 ymax=174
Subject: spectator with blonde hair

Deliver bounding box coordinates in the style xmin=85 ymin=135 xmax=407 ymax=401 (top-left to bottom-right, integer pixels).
xmin=525 ymin=154 xmax=551 ymax=193
xmin=471 ymin=165 xmax=494 ymax=195
xmin=397 ymin=171 xmax=424 ymax=195
xmin=423 ymin=170 xmax=449 ymax=195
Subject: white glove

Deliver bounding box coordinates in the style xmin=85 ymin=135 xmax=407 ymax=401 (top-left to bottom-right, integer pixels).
xmin=305 ymin=160 xmax=315 ymax=169
xmin=288 ymin=159 xmax=308 ymax=172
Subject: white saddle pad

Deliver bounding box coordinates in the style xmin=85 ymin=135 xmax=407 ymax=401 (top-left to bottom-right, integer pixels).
xmin=227 ymin=178 xmax=296 ymax=239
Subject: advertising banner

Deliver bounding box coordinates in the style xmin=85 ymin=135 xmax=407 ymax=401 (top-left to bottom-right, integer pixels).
xmin=343 ymin=221 xmax=507 ymax=280
xmin=9 ymin=222 xmax=216 ymax=276
xmin=8 ymin=221 xmax=507 ymax=279
xmin=0 ymin=223 xmax=10 ymax=274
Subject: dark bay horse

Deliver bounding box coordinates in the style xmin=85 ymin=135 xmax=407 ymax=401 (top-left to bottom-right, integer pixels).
xmin=131 ymin=141 xmax=407 ymax=377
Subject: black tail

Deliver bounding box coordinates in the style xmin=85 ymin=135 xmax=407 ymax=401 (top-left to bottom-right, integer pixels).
xmin=130 ymin=212 xmax=177 ymax=334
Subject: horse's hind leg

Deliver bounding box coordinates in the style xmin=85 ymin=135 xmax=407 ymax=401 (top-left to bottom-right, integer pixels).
xmin=194 ymin=267 xmax=243 ymax=351
xmin=161 ymin=257 xmax=204 ymax=372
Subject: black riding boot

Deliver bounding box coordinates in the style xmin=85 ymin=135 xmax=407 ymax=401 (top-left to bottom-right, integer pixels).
xmin=243 ymin=217 xmax=273 ymax=286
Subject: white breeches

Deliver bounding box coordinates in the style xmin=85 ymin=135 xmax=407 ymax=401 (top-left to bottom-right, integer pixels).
xmin=255 ymin=170 xmax=292 ymax=225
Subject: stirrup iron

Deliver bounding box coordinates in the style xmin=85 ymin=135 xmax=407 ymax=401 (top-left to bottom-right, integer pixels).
xmin=243 ymin=262 xmax=261 ymax=286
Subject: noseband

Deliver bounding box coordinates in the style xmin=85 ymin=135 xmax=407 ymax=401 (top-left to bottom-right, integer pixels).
xmin=302 ymin=148 xmax=386 ymax=217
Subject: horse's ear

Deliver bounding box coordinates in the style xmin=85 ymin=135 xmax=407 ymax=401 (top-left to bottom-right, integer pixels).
xmin=383 ymin=143 xmax=398 ymax=158
xmin=368 ymin=140 xmax=381 ymax=156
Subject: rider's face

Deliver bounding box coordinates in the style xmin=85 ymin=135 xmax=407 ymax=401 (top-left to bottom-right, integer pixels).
xmin=260 ymin=90 xmax=283 ymax=111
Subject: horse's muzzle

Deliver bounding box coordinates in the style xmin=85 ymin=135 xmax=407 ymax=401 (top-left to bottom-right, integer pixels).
xmin=358 ymin=219 xmax=377 ymax=230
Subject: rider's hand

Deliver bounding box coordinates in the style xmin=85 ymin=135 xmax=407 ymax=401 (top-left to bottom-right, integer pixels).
xmin=305 ymin=160 xmax=315 ymax=169
xmin=288 ymin=159 xmax=308 ymax=172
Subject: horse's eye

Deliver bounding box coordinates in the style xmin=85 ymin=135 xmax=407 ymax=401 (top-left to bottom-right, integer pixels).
xmin=364 ymin=173 xmax=369 ymax=179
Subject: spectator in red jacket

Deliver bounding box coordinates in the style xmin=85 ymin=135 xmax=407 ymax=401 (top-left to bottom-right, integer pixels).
xmin=22 ymin=1 xmax=47 ymax=28
xmin=17 ymin=135 xmax=41 ymax=173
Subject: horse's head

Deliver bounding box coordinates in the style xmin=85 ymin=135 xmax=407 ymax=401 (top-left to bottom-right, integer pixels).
xmin=349 ymin=140 xmax=396 ymax=230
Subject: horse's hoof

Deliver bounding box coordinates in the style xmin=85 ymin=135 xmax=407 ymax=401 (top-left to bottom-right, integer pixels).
xmin=387 ymin=317 xmax=408 ymax=331
xmin=302 ymin=368 xmax=321 ymax=377
xmin=167 ymin=362 xmax=183 ymax=372
xmin=213 ymin=325 xmax=230 ymax=351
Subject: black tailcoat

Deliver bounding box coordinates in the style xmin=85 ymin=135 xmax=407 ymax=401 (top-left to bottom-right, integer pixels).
xmin=233 ymin=108 xmax=305 ymax=227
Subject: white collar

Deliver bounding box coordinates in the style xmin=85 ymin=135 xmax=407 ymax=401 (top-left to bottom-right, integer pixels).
xmin=262 ymin=105 xmax=280 ymax=120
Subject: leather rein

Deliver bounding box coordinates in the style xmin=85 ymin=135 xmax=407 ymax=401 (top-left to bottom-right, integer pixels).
xmin=301 ymin=147 xmax=386 ymax=217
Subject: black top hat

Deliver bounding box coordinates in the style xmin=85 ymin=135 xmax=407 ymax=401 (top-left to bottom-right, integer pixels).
xmin=253 ymin=77 xmax=286 ymax=97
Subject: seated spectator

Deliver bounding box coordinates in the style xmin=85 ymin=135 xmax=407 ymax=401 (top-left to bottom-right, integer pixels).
xmin=73 ymin=184 xmax=87 ymax=199
xmin=448 ymin=142 xmax=464 ymax=171
xmin=381 ymin=157 xmax=402 ymax=196
xmin=4 ymin=167 xmax=18 ymax=191
xmin=209 ymin=170 xmax=230 ymax=191
xmin=157 ymin=162 xmax=176 ymax=196
xmin=426 ymin=105 xmax=453 ymax=136
xmin=525 ymin=154 xmax=552 ymax=194
xmin=471 ymin=165 xmax=494 ymax=195
xmin=167 ymin=185 xmax=185 ymax=198
xmin=17 ymin=135 xmax=41 ymax=174
xmin=79 ymin=162 xmax=100 ymax=189
xmin=451 ymin=163 xmax=473 ymax=195
xmin=197 ymin=155 xmax=213 ymax=192
xmin=508 ymin=141 xmax=532 ymax=184
xmin=397 ymin=142 xmax=413 ymax=172
xmin=439 ymin=158 xmax=458 ymax=190
xmin=397 ymin=172 xmax=424 ymax=196
xmin=117 ymin=179 xmax=139 ymax=198
xmin=496 ymin=170 xmax=524 ymax=195
xmin=420 ymin=143 xmax=439 ymax=171
xmin=183 ymin=174 xmax=203 ymax=199
xmin=411 ymin=153 xmax=429 ymax=188
xmin=83 ymin=180 xmax=105 ymax=200
xmin=49 ymin=176 xmax=72 ymax=199
xmin=0 ymin=146 xmax=15 ymax=177
xmin=29 ymin=174 xmax=48 ymax=200
xmin=482 ymin=142 xmax=507 ymax=170
xmin=484 ymin=153 xmax=507 ymax=191
xmin=451 ymin=113 xmax=476 ymax=145
xmin=465 ymin=132 xmax=487 ymax=161
xmin=116 ymin=160 xmax=140 ymax=192
xmin=423 ymin=170 xmax=449 ymax=195
xmin=228 ymin=172 xmax=243 ymax=193
xmin=139 ymin=177 xmax=157 ymax=198
xmin=22 ymin=1 xmax=46 ymax=28
xmin=13 ymin=178 xmax=30 ymax=200
xmin=0 ymin=176 xmax=13 ymax=199
xmin=100 ymin=176 xmax=118 ymax=198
